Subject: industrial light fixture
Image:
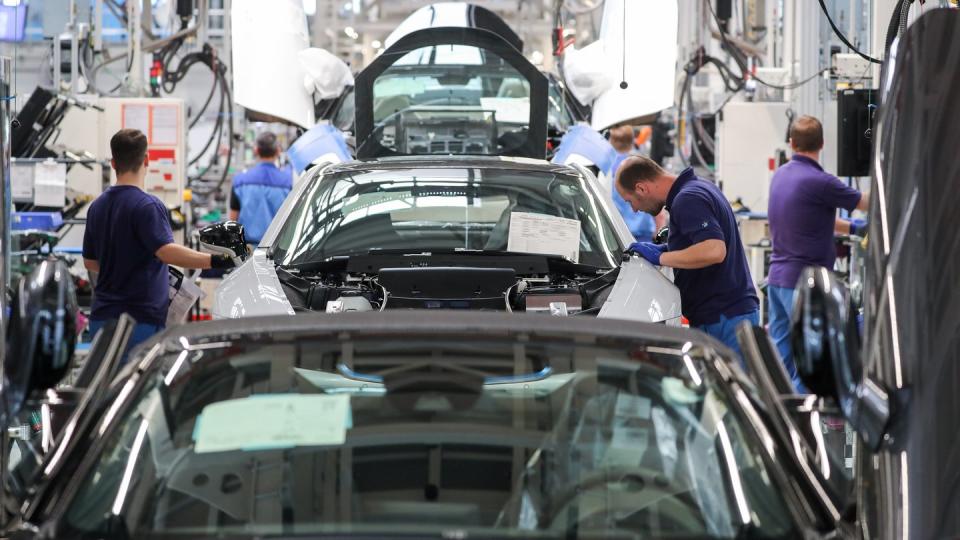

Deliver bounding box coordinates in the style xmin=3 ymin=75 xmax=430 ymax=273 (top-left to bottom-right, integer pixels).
xmin=303 ymin=0 xmax=317 ymax=16
xmin=1 ymin=0 xmax=22 ymax=6
xmin=371 ymin=39 xmax=382 ymax=49
xmin=344 ymin=26 xmax=359 ymax=39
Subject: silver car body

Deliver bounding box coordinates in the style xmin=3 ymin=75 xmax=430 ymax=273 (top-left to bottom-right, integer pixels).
xmin=213 ymin=158 xmax=680 ymax=323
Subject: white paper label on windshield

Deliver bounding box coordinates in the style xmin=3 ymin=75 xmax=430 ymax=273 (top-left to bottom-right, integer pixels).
xmin=194 ymin=394 xmax=350 ymax=453
xmin=507 ymin=212 xmax=581 ymax=263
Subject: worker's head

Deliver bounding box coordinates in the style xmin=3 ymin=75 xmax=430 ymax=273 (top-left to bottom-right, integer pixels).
xmin=110 ymin=128 xmax=149 ymax=178
xmin=615 ymin=156 xmax=670 ymax=216
xmin=255 ymin=131 xmax=280 ymax=160
xmin=789 ymin=115 xmax=824 ymax=155
xmin=609 ymin=125 xmax=635 ymax=153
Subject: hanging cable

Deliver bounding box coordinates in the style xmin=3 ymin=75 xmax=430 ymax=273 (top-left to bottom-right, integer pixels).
xmin=675 ymin=52 xmax=732 ymax=173
xmin=818 ymin=0 xmax=882 ymax=64
xmin=704 ymin=0 xmax=829 ymax=91
xmin=619 ymin=0 xmax=628 ymax=89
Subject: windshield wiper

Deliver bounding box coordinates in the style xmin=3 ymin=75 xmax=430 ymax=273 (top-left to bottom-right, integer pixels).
xmin=281 ymin=248 xmax=607 ymax=275
xmin=279 ymin=256 xmax=350 ymax=273
xmin=474 ymin=249 xmax=606 ymax=272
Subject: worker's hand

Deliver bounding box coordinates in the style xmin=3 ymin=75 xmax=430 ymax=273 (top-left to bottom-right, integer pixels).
xmin=850 ymin=218 xmax=868 ymax=237
xmin=626 ymin=242 xmax=667 ymax=266
xmin=210 ymin=253 xmax=240 ymax=269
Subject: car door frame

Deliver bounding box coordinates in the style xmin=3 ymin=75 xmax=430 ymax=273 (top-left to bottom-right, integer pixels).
xmin=6 ymin=316 xmax=136 ymax=529
xmin=735 ymin=323 xmax=853 ymax=523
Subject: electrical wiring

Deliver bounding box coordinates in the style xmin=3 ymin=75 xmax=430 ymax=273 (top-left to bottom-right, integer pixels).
xmin=674 ymin=49 xmax=745 ymax=171
xmin=79 ymin=7 xmax=234 ymax=195
xmin=885 ymin=0 xmax=915 ymax=57
xmin=756 ymin=67 xmax=832 ymax=91
xmin=704 ymin=0 xmax=828 ymax=91
xmin=161 ymin=43 xmax=233 ymax=192
xmin=188 ymin=73 xmax=219 ymax=130
xmin=677 ymin=68 xmax=714 ymax=171
xmin=818 ymin=0 xmax=882 ymax=64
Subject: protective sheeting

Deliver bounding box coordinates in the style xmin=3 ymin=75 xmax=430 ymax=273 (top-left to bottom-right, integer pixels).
xmin=551 ymin=124 xmax=617 ymax=175
xmin=299 ymin=48 xmax=353 ymax=99
xmin=231 ymin=0 xmax=314 ymax=128
xmin=561 ymin=43 xmax=614 ymax=105
xmin=585 ymin=0 xmax=678 ymax=130
xmin=287 ymin=124 xmax=351 ymax=174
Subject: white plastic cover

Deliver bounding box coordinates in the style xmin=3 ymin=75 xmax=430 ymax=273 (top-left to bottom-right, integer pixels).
xmin=384 ymin=2 xmax=471 ymax=49
xmin=298 ymin=48 xmax=354 ymax=99
xmin=561 ymin=43 xmax=614 ymax=105
xmin=231 ymin=0 xmax=315 ymax=128
xmin=589 ymin=0 xmax=678 ymax=130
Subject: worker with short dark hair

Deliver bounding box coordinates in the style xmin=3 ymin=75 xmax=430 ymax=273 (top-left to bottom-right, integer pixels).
xmin=83 ymin=129 xmax=236 ymax=358
xmin=229 ymin=132 xmax=292 ymax=244
xmin=767 ymin=115 xmax=868 ymax=390
xmin=615 ymin=156 xmax=759 ymax=359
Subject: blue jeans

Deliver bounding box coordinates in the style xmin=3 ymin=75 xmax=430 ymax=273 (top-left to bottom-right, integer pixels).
xmin=88 ymin=319 xmax=165 ymax=365
xmin=766 ymin=285 xmax=807 ymax=393
xmin=695 ymin=310 xmax=760 ymax=368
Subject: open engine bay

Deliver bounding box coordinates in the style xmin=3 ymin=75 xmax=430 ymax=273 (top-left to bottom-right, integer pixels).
xmin=273 ymin=251 xmax=619 ymax=315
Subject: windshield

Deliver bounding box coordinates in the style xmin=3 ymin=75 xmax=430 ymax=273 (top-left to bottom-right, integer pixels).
xmin=60 ymin=333 xmax=797 ymax=539
xmin=334 ymin=77 xmax=572 ymax=136
xmin=371 ymin=44 xmax=531 ymax=156
xmin=271 ymin=167 xmax=623 ymax=268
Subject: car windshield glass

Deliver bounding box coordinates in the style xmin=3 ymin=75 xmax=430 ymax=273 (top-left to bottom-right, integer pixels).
xmin=334 ymin=77 xmax=572 ymax=134
xmin=271 ymin=167 xmax=623 ymax=268
xmin=332 ymin=89 xmax=355 ymax=132
xmin=61 ymin=334 xmax=797 ymax=539
xmin=372 ymin=44 xmax=531 ymax=156
xmin=548 ymin=81 xmax=575 ymax=131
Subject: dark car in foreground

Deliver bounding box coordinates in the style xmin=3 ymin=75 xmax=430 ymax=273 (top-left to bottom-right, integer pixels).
xmin=734 ymin=8 xmax=960 ymax=539
xmin=1 ymin=263 xmax=848 ymax=538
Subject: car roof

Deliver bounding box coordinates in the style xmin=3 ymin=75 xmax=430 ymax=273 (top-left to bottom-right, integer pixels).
xmin=324 ymin=155 xmax=580 ymax=176
xmin=143 ymin=311 xmax=727 ymax=360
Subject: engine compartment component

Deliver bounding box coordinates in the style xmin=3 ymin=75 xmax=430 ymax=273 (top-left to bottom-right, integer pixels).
xmin=326 ymin=296 xmax=374 ymax=313
xmin=378 ymin=267 xmax=516 ymax=310
xmin=274 ymin=254 xmax=619 ymax=317
xmin=522 ymin=291 xmax=582 ymax=315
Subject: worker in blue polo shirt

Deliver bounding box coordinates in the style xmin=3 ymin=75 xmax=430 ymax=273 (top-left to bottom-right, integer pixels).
xmin=229 ymin=132 xmax=292 ymax=244
xmin=83 ymin=129 xmax=237 ymax=362
xmin=614 ymin=156 xmax=759 ymax=359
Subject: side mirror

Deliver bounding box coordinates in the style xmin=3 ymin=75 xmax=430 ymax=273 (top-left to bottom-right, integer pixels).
xmin=199 ymin=221 xmax=249 ymax=264
xmin=791 ymin=267 xmax=860 ymax=402
xmin=791 ymin=266 xmax=890 ymax=450
xmin=2 ymin=259 xmax=78 ymax=422
xmin=653 ymin=226 xmax=669 ymax=245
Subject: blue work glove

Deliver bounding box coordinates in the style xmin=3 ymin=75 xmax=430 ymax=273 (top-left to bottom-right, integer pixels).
xmin=850 ymin=217 xmax=868 ymax=236
xmin=626 ymin=242 xmax=667 ymax=266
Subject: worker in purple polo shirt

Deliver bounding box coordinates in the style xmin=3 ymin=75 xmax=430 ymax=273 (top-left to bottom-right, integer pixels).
xmin=767 ymin=115 xmax=869 ymax=391
xmin=615 ymin=156 xmax=759 ymax=361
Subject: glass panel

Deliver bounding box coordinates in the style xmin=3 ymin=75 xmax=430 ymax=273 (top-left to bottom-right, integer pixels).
xmin=272 ymin=168 xmax=623 ymax=268
xmin=372 ymin=45 xmax=531 ymax=156
xmin=61 ymin=337 xmax=799 ymax=539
